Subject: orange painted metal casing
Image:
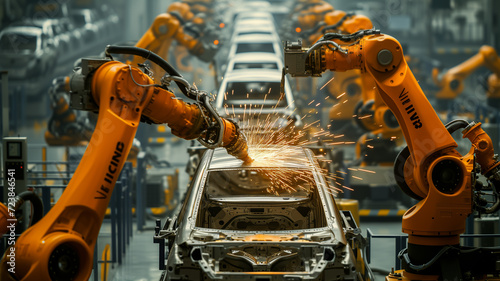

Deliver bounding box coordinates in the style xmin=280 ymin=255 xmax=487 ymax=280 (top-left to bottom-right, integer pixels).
xmin=323 ymin=10 xmax=345 ymax=27
xmin=143 ymin=86 xmax=204 ymax=140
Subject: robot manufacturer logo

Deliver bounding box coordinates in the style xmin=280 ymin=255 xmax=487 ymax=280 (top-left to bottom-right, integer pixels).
xmin=95 ymin=142 xmax=125 ymax=199
xmin=399 ymin=88 xmax=422 ymax=129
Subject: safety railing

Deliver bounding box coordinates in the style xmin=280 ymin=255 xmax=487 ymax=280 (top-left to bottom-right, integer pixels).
xmin=93 ymin=162 xmax=134 ymax=281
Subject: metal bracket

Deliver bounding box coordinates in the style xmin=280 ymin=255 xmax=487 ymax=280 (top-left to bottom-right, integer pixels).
xmin=69 ymin=58 xmax=111 ymax=112
xmin=283 ymin=40 xmax=323 ymax=77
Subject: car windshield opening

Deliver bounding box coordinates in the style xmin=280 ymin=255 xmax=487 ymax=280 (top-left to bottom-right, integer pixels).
xmin=237 ymin=31 xmax=272 ymax=36
xmin=223 ymin=81 xmax=285 ymax=107
xmin=0 ymin=33 xmax=37 ymax=52
xmin=196 ymin=168 xmax=328 ymax=230
xmin=233 ymin=62 xmax=278 ymax=70
xmin=236 ymin=42 xmax=275 ymax=53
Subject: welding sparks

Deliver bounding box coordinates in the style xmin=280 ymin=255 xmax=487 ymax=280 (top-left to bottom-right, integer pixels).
xmin=358 ymin=168 xmax=376 ymax=174
xmin=216 ymin=84 xmax=374 ymax=196
xmin=320 ymin=76 xmax=335 ymax=90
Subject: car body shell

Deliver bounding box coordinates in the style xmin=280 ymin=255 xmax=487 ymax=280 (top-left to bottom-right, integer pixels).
xmin=223 ymin=52 xmax=283 ymax=73
xmin=215 ymin=68 xmax=295 ymax=118
xmin=230 ymin=1 xmax=289 ymax=25
xmin=0 ymin=26 xmax=58 ymax=79
xmin=42 ymin=18 xmax=80 ymax=52
xmin=8 ymin=20 xmax=60 ymax=51
xmin=232 ymin=24 xmax=279 ymax=38
xmin=234 ymin=11 xmax=276 ymax=22
xmin=232 ymin=12 xmax=278 ymax=38
xmin=160 ymin=146 xmax=359 ymax=281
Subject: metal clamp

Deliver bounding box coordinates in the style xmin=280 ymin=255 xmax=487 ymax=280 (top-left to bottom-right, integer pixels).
xmin=69 ymin=58 xmax=110 ymax=112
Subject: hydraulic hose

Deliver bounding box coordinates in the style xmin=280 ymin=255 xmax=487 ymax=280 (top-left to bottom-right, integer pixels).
xmin=105 ymin=45 xmax=190 ymax=97
xmin=16 ymin=191 xmax=44 ymax=225
xmin=444 ymin=119 xmax=469 ymax=134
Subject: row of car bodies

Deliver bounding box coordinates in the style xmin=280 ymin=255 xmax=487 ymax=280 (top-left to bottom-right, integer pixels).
xmin=160 ymin=146 xmax=360 ymax=281
xmin=162 ymin=5 xmax=363 ymax=281
xmin=0 ymin=5 xmax=119 ymax=81
xmin=215 ymin=10 xmax=298 ymax=138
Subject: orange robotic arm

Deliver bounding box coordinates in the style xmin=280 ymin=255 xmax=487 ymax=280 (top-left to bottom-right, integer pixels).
xmin=433 ymin=45 xmax=500 ymax=101
xmin=130 ymin=2 xmax=218 ymax=80
xmin=284 ymin=30 xmax=500 ymax=279
xmin=0 ymin=47 xmax=250 ymax=281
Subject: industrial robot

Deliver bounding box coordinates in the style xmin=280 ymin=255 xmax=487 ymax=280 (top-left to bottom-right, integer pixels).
xmin=433 ymin=45 xmax=500 ymax=116
xmin=284 ymin=29 xmax=500 ymax=280
xmin=0 ymin=45 xmax=251 ymax=281
xmin=130 ymin=0 xmax=223 ymax=82
xmin=318 ymin=9 xmax=377 ymax=144
xmin=163 ymin=0 xmax=227 ymax=80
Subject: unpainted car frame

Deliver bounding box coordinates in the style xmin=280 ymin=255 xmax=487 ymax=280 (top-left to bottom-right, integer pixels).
xmin=227 ymin=33 xmax=283 ymax=59
xmin=0 ymin=26 xmax=58 ymax=80
xmin=225 ymin=52 xmax=283 ymax=73
xmin=156 ymin=145 xmax=368 ymax=281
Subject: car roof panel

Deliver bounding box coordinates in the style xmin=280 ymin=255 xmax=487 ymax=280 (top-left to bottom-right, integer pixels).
xmin=208 ymin=146 xmax=312 ymax=170
xmin=1 ymin=26 xmax=42 ymax=35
